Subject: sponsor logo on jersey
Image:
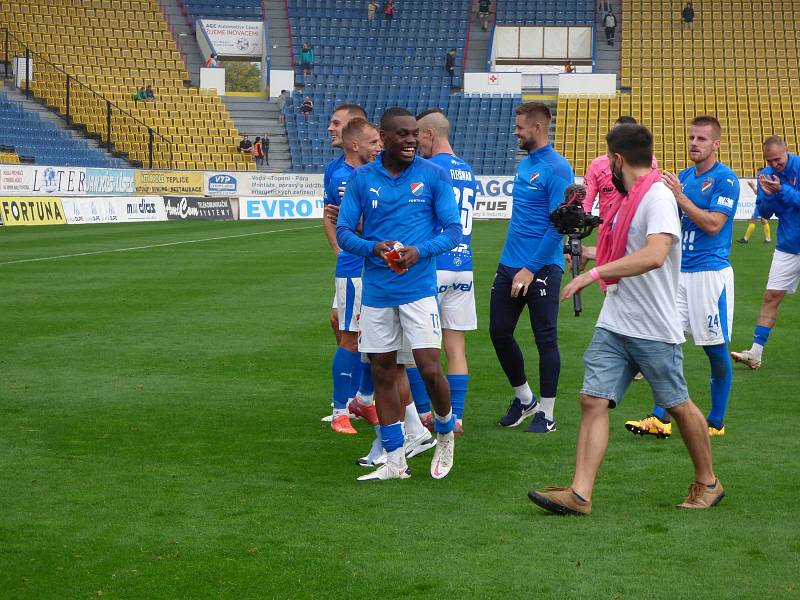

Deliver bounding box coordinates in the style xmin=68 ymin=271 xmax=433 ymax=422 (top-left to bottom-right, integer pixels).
xmin=410 ymin=182 xmax=424 ymax=196
xmin=701 ymin=180 xmax=714 ymax=194
xmin=717 ymin=196 xmax=734 ymax=208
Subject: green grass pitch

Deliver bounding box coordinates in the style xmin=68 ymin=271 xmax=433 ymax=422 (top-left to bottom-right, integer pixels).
xmin=1 ymin=220 xmax=798 ymax=599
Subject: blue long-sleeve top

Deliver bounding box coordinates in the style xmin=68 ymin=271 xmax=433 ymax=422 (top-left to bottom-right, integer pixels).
xmin=756 ymin=153 xmax=800 ymax=255
xmin=336 ymin=154 xmax=462 ymax=308
xmin=499 ymin=144 xmax=573 ymax=273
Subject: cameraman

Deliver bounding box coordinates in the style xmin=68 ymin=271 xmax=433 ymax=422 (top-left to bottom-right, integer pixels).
xmin=528 ymin=124 xmax=723 ymax=515
xmin=491 ymin=102 xmax=574 ymax=433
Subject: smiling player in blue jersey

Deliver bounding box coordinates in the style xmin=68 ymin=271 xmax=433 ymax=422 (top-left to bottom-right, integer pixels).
xmin=732 ymin=136 xmax=800 ymax=370
xmin=337 ymin=107 xmax=462 ymax=481
xmin=403 ymin=108 xmax=478 ymax=436
xmin=491 ymin=102 xmax=574 ymax=433
xmin=320 ymin=104 xmax=380 ymax=433
xmin=625 ymin=115 xmax=739 ymax=439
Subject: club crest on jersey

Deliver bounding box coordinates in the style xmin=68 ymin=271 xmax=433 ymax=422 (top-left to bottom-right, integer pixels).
xmin=529 ymin=173 xmax=541 ymax=184
xmin=410 ymin=182 xmax=425 ymax=196
xmin=792 ymin=177 xmax=797 ymax=186
xmin=701 ymin=179 xmax=714 ymax=194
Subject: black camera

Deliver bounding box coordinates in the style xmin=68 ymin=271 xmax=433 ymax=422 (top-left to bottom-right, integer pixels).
xmin=550 ymin=184 xmax=603 ymax=317
xmin=550 ymin=184 xmax=602 ymax=237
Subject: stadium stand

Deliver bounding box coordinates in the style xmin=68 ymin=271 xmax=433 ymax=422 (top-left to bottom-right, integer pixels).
xmin=1 ymin=0 xmax=252 ymax=171
xmin=284 ymin=0 xmax=520 ymax=174
xmin=181 ymin=0 xmax=262 ymax=22
xmin=555 ymin=0 xmax=800 ymax=176
xmin=0 ymin=91 xmax=124 ymax=167
xmin=494 ymin=0 xmax=594 ymax=25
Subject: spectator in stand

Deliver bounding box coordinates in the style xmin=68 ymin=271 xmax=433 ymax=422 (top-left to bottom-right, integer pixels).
xmin=563 ymin=61 xmax=576 ymax=73
xmin=145 ymin=84 xmax=155 ymax=102
xmin=301 ymin=41 xmax=314 ymax=79
xmin=368 ymin=0 xmax=378 ymax=21
xmin=262 ymin=131 xmax=270 ymax=166
xmin=383 ymin=0 xmax=395 ymax=21
xmin=682 ymin=1 xmax=695 ymax=29
xmin=238 ymin=135 xmax=253 ymax=156
xmin=206 ymin=53 xmax=218 ymax=68
xmin=300 ymin=96 xmax=314 ymax=121
xmin=445 ymin=49 xmax=457 ymax=86
xmin=477 ymin=0 xmax=491 ymax=31
xmin=603 ymin=8 xmax=617 ymax=45
xmin=134 ymin=86 xmax=147 ymax=101
xmin=253 ymin=136 xmax=264 ymax=168
xmin=277 ymin=90 xmax=289 ymax=125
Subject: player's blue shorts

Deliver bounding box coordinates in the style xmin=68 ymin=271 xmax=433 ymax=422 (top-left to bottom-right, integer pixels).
xmin=581 ymin=327 xmax=689 ymax=409
xmin=751 ymin=205 xmax=761 ymax=220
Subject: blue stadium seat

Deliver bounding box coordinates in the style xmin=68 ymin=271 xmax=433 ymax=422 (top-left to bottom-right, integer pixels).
xmin=0 ymin=92 xmax=123 ymax=168
xmin=283 ymin=0 xmax=519 ymax=174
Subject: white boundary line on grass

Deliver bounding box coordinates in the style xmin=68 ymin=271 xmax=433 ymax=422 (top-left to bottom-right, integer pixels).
xmin=0 ymin=224 xmax=322 ymax=266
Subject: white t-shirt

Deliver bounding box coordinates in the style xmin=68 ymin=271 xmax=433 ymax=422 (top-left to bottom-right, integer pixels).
xmin=596 ymin=181 xmax=685 ymax=344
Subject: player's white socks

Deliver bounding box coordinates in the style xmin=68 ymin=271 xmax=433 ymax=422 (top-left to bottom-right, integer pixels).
xmin=513 ymin=382 xmax=534 ymax=405
xmin=386 ymin=447 xmax=405 ymax=468
xmin=404 ymin=402 xmax=426 ymax=437
xmin=435 ymin=409 xmax=453 ymax=425
xmin=333 ymin=407 xmax=349 ymax=418
xmin=357 ymin=392 xmax=375 ymax=406
xmin=364 ymin=425 xmax=384 ymax=463
xmin=751 ymin=343 xmax=764 ymax=360
xmin=538 ymin=397 xmax=556 ymax=421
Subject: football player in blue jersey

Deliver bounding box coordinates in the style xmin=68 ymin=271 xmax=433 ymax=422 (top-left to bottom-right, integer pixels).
xmin=625 ymin=115 xmax=739 ymax=439
xmin=403 ymin=108 xmax=478 ymax=436
xmin=320 ymin=104 xmax=378 ymax=429
xmin=337 ymin=107 xmax=463 ymax=481
xmin=324 ymin=117 xmax=382 ymax=434
xmin=732 ymin=136 xmax=800 ymax=370
xmin=491 ymin=102 xmax=574 ymax=433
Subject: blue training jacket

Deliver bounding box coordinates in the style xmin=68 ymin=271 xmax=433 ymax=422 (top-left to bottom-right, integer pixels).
xmin=336 ymin=154 xmax=462 ymax=308
xmin=499 ymin=144 xmax=573 ymax=273
xmin=756 ymin=153 xmax=800 ymax=255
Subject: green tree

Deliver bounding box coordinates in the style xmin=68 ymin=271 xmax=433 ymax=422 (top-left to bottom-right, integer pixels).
xmin=221 ymin=61 xmax=261 ymax=92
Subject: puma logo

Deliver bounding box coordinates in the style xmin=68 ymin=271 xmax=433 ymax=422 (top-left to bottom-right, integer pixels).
xmin=535 ymin=277 xmax=549 ymax=286
xmin=369 ymin=187 xmax=381 ymax=197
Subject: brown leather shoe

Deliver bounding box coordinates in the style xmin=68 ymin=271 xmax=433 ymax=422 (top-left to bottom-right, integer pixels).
xmin=677 ymin=480 xmax=725 ymax=509
xmin=528 ymin=486 xmax=592 ymax=516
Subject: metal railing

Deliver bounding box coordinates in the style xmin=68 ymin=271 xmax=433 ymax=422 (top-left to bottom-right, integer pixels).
xmin=1 ymin=28 xmax=173 ymax=169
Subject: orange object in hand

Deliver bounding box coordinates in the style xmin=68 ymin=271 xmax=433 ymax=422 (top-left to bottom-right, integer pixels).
xmin=384 ymin=241 xmax=407 ymax=274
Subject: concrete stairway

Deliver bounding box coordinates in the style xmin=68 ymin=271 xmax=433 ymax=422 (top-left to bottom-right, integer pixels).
xmin=158 ymin=0 xmax=205 ymax=86
xmin=465 ymin=0 xmax=492 ymax=73
xmin=594 ymin=0 xmax=622 ymax=85
xmin=264 ymin=0 xmax=294 ymax=72
xmin=222 ymin=96 xmax=291 ymax=171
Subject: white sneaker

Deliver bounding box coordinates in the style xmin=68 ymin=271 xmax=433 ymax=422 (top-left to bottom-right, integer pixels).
xmin=357 ymin=450 xmax=410 ymax=481
xmin=430 ymin=432 xmax=454 ymax=479
xmin=404 ymin=430 xmax=437 ymax=459
xmin=731 ymin=349 xmax=762 ymax=369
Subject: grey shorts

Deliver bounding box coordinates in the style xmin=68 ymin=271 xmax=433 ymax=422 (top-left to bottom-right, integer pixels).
xmin=581 ymin=327 xmax=689 ymax=409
